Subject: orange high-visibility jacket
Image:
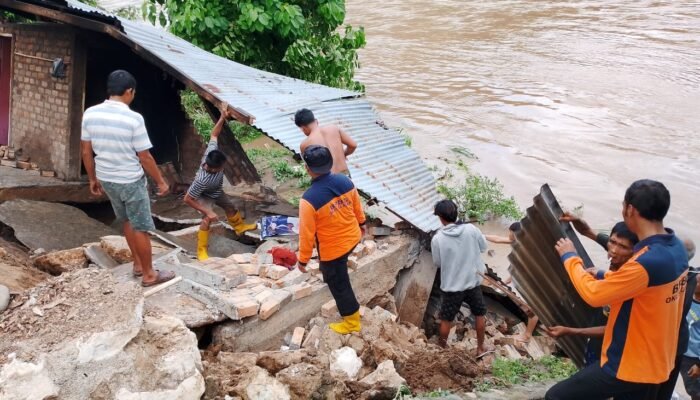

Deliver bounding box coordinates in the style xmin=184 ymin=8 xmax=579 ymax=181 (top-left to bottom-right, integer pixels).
xmin=298 ymin=174 xmax=365 ymax=264
xmin=562 ymin=231 xmax=688 ymax=383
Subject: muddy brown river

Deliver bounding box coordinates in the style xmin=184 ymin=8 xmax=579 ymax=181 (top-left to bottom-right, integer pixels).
xmin=346 ymin=0 xmax=700 ymax=253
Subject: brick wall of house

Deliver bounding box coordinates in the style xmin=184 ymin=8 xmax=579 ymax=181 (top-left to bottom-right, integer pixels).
xmin=0 ymin=23 xmax=77 ymax=179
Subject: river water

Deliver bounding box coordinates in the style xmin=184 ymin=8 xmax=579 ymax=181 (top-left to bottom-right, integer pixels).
xmin=346 ymin=0 xmax=700 ymax=251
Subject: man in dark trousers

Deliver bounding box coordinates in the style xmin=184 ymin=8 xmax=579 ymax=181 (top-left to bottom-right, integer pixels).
xmin=296 ymin=145 xmax=366 ymax=334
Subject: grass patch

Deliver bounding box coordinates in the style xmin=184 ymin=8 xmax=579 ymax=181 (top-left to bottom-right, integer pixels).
xmin=437 ymin=159 xmax=522 ymax=223
xmin=476 ymin=356 xmax=577 ymax=391
xmin=393 ymin=386 xmax=452 ymax=399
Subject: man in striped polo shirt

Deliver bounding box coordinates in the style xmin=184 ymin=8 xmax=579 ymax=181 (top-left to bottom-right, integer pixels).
xmin=183 ymin=102 xmax=257 ymax=261
xmin=81 ymin=70 xmax=175 ymax=287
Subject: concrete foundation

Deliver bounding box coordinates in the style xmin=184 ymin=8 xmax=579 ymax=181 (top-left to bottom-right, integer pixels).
xmin=211 ymin=235 xmax=421 ymax=352
xmin=0 ymin=167 xmax=95 ymax=203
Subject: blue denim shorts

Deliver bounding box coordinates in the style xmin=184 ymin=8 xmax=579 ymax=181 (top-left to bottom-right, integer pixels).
xmin=100 ymin=176 xmax=155 ymax=232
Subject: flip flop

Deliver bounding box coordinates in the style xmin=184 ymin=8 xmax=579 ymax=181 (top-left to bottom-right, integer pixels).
xmin=477 ymin=349 xmax=496 ymax=360
xmin=133 ymin=270 xmax=143 ymax=278
xmin=141 ymin=270 xmax=176 ymax=287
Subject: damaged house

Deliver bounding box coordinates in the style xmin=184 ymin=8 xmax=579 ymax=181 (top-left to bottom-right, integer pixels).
xmin=0 ymin=0 xmax=442 ymax=236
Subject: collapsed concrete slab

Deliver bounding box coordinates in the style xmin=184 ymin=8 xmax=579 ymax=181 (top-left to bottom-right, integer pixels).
xmin=0 ymin=200 xmax=115 ymax=251
xmin=211 ymin=234 xmax=421 ymax=352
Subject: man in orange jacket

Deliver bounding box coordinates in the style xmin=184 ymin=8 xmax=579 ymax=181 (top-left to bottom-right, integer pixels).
xmin=296 ymin=145 xmax=366 ymax=334
xmin=546 ymin=179 xmax=688 ymax=400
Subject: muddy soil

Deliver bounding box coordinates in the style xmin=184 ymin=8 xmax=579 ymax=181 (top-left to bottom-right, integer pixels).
xmin=400 ymin=349 xmax=481 ymax=393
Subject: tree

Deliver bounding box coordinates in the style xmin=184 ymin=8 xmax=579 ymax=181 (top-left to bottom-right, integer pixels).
xmin=144 ymin=0 xmax=365 ymax=90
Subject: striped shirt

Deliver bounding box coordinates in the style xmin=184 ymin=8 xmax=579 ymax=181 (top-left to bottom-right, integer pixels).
xmin=187 ymin=140 xmax=224 ymax=200
xmin=81 ymin=100 xmax=152 ymax=184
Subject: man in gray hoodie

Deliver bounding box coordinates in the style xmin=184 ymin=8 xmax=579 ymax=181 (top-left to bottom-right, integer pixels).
xmin=432 ymin=199 xmax=491 ymax=357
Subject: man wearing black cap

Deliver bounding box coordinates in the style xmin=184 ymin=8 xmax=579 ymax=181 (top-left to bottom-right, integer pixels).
xmin=296 ymin=145 xmax=366 ymax=334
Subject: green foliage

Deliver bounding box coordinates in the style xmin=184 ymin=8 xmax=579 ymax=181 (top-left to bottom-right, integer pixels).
xmin=398 ymin=129 xmax=412 ymax=148
xmin=144 ymin=0 xmax=365 ymax=90
xmin=270 ymin=160 xmax=309 ymax=188
xmin=393 ymin=386 xmax=452 ymax=399
xmin=245 ymin=147 xmax=310 ymax=188
xmin=437 ymin=165 xmax=522 ymax=223
xmin=245 ymin=148 xmax=291 ymax=164
xmin=115 ymin=6 xmax=141 ymax=20
xmin=180 ymin=90 xmax=214 ymax=141
xmin=475 ymin=356 xmax=577 ymax=391
xmin=180 ymin=89 xmax=262 ymax=143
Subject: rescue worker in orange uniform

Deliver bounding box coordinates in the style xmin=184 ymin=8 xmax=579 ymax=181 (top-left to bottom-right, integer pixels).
xmin=546 ymin=179 xmax=688 ymax=400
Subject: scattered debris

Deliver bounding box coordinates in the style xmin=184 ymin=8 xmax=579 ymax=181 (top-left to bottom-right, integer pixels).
xmin=0 ymin=269 xmax=205 ymax=399
xmin=360 ymin=359 xmax=406 ymax=389
xmin=32 ymin=247 xmax=88 ymax=275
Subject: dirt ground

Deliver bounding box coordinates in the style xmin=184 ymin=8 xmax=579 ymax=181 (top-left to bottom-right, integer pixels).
xmin=400 ymin=349 xmax=481 ymax=393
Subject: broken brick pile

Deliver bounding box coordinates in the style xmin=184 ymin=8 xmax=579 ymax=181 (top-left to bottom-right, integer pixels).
xmin=171 ymin=234 xmax=396 ymax=323
xmin=0 ymin=146 xmax=55 ymax=177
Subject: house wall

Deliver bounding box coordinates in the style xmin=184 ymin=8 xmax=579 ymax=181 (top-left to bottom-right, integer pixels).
xmin=0 ymin=23 xmax=82 ymax=179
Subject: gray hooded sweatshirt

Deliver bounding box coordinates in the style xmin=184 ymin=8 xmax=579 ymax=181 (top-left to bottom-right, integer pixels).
xmin=431 ymin=223 xmax=487 ymax=292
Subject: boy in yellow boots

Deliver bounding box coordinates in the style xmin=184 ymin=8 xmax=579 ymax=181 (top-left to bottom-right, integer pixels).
xmin=184 ymin=102 xmax=257 ymax=261
xmin=296 ymin=145 xmax=366 ymax=334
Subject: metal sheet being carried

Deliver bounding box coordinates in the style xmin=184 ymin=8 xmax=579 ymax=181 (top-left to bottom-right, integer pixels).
xmin=508 ymin=184 xmax=597 ymax=367
xmin=1 ymin=0 xmax=442 ymax=232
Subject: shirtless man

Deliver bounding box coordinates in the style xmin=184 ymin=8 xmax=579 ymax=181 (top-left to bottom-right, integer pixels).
xmin=295 ymin=108 xmax=357 ymax=175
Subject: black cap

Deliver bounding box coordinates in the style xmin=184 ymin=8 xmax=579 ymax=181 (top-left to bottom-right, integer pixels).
xmin=303 ymin=145 xmax=333 ymax=175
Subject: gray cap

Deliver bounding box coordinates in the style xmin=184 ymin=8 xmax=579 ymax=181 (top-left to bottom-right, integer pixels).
xmin=302 ymin=145 xmax=333 ymax=175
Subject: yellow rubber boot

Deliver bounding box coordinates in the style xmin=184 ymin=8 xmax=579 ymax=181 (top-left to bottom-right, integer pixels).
xmin=329 ymin=310 xmax=361 ymax=335
xmin=228 ymin=212 xmax=257 ymax=236
xmin=197 ymin=230 xmax=209 ymax=261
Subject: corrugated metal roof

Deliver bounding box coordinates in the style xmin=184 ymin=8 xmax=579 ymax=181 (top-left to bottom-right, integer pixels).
xmin=6 ymin=0 xmax=443 ymax=232
xmin=508 ymin=184 xmax=597 ymax=367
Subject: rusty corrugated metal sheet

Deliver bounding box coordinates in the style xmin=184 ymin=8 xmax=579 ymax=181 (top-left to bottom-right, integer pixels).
xmin=6 ymin=0 xmax=443 ymax=232
xmin=508 ymin=184 xmax=597 ymax=367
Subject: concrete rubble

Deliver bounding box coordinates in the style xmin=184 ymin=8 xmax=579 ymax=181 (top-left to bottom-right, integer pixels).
xmin=0 ymin=269 xmax=205 ymax=399
xmin=0 ymin=197 xmax=564 ymax=399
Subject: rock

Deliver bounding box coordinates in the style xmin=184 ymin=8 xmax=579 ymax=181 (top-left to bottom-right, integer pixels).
xmin=302 ymin=325 xmax=322 ymax=350
xmin=0 ymin=284 xmax=9 ymax=313
xmin=276 ymin=363 xmax=323 ymax=400
xmin=347 ymin=334 xmax=366 ymax=356
xmin=257 ymin=350 xmax=306 ymax=375
xmin=330 ymin=347 xmax=362 ymax=380
xmin=0 ymin=356 xmax=60 ymax=400
xmin=319 ymin=328 xmax=344 ymax=355
xmin=363 ymin=240 xmax=377 ymax=256
xmin=101 ymin=235 xmax=133 ymax=263
xmin=359 ymin=360 xmax=406 ymax=389
xmin=241 ymin=366 xmax=291 ymax=400
xmin=32 ymin=247 xmax=88 ymax=275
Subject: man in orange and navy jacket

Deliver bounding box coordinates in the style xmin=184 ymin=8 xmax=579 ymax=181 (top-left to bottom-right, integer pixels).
xmin=296 ymin=145 xmax=366 ymax=335
xmin=546 ymin=179 xmax=689 ymax=400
